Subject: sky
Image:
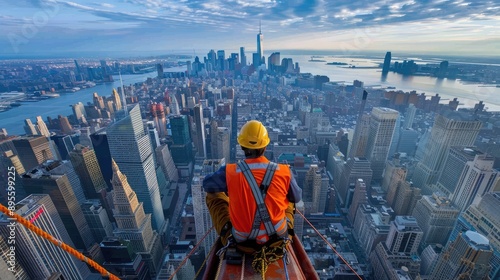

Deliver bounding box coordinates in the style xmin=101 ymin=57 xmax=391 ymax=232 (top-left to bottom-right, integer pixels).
xmin=1 ymin=0 xmax=499 ymax=57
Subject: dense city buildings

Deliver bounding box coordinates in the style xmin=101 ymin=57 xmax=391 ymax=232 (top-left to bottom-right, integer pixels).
xmin=0 ymin=27 xmax=500 ymax=279
xmin=412 ymin=111 xmax=482 ymax=194
xmin=22 ymin=160 xmax=94 ymax=250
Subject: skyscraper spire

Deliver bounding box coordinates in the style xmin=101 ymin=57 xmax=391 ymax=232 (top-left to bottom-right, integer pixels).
xmin=259 ymin=19 xmax=261 ymax=34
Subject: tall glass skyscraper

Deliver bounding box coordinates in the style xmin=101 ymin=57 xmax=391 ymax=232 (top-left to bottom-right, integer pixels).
xmin=107 ymin=104 xmax=165 ymax=231
xmin=256 ymin=21 xmax=264 ymax=66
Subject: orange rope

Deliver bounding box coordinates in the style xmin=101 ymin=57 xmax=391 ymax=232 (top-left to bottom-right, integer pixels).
xmin=297 ymin=209 xmax=363 ymax=280
xmin=0 ymin=204 xmax=120 ymax=280
xmin=168 ymin=225 xmax=215 ymax=280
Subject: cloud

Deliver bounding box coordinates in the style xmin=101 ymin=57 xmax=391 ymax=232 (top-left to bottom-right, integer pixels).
xmin=100 ymin=3 xmax=115 ymax=8
xmin=1 ymin=0 xmax=499 ymax=55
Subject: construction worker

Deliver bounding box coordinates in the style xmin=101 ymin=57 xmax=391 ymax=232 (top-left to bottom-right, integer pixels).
xmin=203 ymin=120 xmax=302 ymax=256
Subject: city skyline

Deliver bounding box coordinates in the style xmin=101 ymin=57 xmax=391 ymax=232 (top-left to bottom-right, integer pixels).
xmin=1 ymin=0 xmax=499 ymax=56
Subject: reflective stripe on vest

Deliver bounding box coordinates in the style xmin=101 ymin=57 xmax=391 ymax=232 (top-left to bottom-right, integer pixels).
xmin=232 ymin=218 xmax=287 ymax=243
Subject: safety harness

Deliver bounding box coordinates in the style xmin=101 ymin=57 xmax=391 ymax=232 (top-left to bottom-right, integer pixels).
xmin=237 ymin=160 xmax=290 ymax=278
xmin=238 ymin=160 xmax=279 ymax=240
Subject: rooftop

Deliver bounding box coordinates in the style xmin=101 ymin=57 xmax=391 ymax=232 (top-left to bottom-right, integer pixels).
xmin=463 ymin=231 xmax=490 ymax=250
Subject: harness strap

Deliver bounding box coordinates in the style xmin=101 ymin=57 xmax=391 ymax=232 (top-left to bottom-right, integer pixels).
xmin=237 ymin=161 xmax=278 ymax=240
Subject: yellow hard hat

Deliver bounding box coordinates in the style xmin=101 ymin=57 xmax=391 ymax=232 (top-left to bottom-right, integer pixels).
xmin=237 ymin=120 xmax=270 ymax=149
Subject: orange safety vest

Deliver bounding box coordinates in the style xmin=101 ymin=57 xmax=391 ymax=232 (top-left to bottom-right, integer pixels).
xmin=226 ymin=157 xmax=291 ymax=244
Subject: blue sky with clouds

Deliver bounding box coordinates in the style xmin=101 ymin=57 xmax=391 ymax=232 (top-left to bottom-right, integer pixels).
xmin=1 ymin=0 xmax=499 ymax=57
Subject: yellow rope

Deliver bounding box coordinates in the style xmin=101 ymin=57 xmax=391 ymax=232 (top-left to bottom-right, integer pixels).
xmin=214 ymin=250 xmax=225 ymax=279
xmin=168 ymin=225 xmax=214 ymax=280
xmin=0 ymin=204 xmax=120 ymax=280
xmin=297 ymin=209 xmax=363 ymax=280
xmin=240 ymin=254 xmax=246 ymax=280
xmin=251 ymin=241 xmax=288 ymax=279
xmin=194 ymin=240 xmax=217 ymax=279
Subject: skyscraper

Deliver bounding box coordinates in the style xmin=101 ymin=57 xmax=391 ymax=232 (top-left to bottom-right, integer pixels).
xmin=107 ymin=104 xmax=165 ymax=231
xmin=268 ymin=52 xmax=280 ymax=72
xmin=451 ymin=153 xmax=498 ymax=211
xmin=404 ymin=104 xmax=416 ymax=129
xmin=193 ymin=104 xmax=206 ymax=158
xmin=0 ymin=235 xmax=28 ymax=279
xmin=151 ymin=103 xmax=167 ymax=137
xmin=72 ymin=102 xmax=87 ymax=124
xmin=110 ymin=160 xmax=163 ymax=276
xmin=217 ymin=50 xmax=225 ymax=71
xmin=111 ymin=88 xmax=122 ymax=111
xmin=450 ymin=192 xmax=500 ymax=279
xmin=382 ymin=154 xmax=407 ymax=195
xmin=24 ymin=118 xmax=38 ymax=135
xmin=432 ymin=231 xmax=492 ymax=279
xmin=257 ymin=21 xmax=264 ymax=66
xmin=412 ymin=194 xmax=460 ymax=248
xmin=58 ymin=115 xmax=73 ymax=134
xmin=365 ymin=107 xmax=399 ymax=182
xmin=382 ymin=51 xmax=391 ymax=73
xmin=386 ymin=216 xmax=423 ymax=254
xmin=169 ymin=114 xmax=194 ymax=164
xmin=191 ymin=159 xmax=225 ymax=257
xmin=101 ymin=238 xmax=151 ymax=279
xmin=412 ymin=111 xmax=482 ymax=194
xmin=435 ymin=147 xmax=479 ymax=197
xmin=338 ymin=157 xmax=372 ymax=206
xmin=303 ymin=164 xmax=328 ymax=214
xmin=392 ymin=181 xmax=421 ymax=216
xmin=155 ymin=145 xmax=179 ymax=182
xmin=169 ymin=95 xmax=180 ymax=115
xmin=90 ymin=129 xmax=113 ymax=189
xmin=0 ymin=194 xmax=91 ymax=279
xmin=81 ymin=200 xmax=113 ymax=243
xmin=370 ymin=216 xmax=423 ymax=279
xmin=240 ymin=46 xmax=246 ymax=66
xmin=93 ymin=92 xmax=106 ymax=110
xmin=347 ymin=179 xmax=367 ymax=224
xmin=69 ymin=144 xmax=107 ymax=199
xmin=12 ymin=136 xmax=54 ymax=171
xmin=22 ymin=161 xmax=93 ymax=250
xmin=215 ymin=127 xmax=230 ymax=162
xmin=348 ymin=91 xmax=369 ymax=158
xmin=156 ymin=63 xmax=164 ymax=79
xmin=36 ymin=116 xmax=50 ymax=137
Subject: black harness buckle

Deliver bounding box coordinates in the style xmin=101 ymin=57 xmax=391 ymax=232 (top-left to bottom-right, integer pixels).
xmin=225 ymin=247 xmax=243 ymax=265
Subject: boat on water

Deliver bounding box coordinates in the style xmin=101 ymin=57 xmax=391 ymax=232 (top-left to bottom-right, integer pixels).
xmin=44 ymin=93 xmax=60 ymax=98
xmin=326 ymin=62 xmax=349 ymax=65
xmin=308 ymin=56 xmax=326 ymax=62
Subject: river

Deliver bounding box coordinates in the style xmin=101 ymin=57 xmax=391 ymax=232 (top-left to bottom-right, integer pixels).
xmin=0 ymin=72 xmax=158 ymax=135
xmin=287 ymin=54 xmax=500 ymax=112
